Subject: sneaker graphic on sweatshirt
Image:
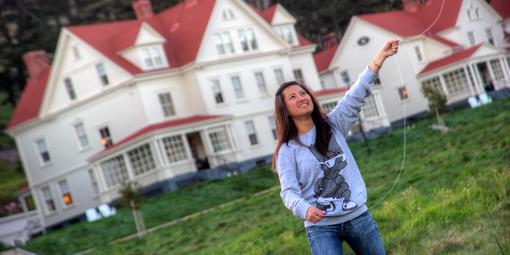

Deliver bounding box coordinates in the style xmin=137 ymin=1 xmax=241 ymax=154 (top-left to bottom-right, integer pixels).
xmin=309 ymin=137 xmax=358 ymax=216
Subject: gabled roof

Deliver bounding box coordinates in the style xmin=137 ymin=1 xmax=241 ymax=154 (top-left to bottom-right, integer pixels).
xmin=419 ymin=44 xmax=482 ymax=75
xmin=7 ymin=68 xmax=50 ymax=128
xmin=358 ymin=0 xmax=463 ymax=37
xmin=253 ymin=4 xmax=277 ymax=24
xmin=491 ymin=0 xmax=510 ymax=19
xmin=89 ymin=114 xmax=226 ymax=161
xmin=313 ymin=45 xmax=337 ymax=73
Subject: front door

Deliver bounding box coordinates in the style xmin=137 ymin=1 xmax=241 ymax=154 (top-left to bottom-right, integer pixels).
xmin=186 ymin=132 xmax=209 ymax=171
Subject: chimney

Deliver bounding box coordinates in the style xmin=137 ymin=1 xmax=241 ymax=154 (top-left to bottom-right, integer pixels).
xmin=402 ymin=0 xmax=421 ymax=13
xmin=22 ymin=50 xmax=49 ymax=80
xmin=132 ymin=0 xmax=154 ymax=20
xmin=322 ymin=32 xmax=339 ymax=50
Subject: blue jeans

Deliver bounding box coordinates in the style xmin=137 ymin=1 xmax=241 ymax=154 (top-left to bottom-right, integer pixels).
xmin=305 ymin=211 xmax=386 ymax=255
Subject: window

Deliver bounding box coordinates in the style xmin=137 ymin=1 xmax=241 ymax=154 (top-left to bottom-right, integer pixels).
xmin=88 ymin=169 xmax=99 ymax=195
xmin=485 ymin=28 xmax=494 ymax=45
xmin=99 ymin=126 xmax=113 ymax=148
xmin=442 ymin=68 xmax=469 ymax=95
xmin=467 ymin=5 xmax=480 ymax=20
xmin=275 ymin=26 xmax=295 ymax=45
xmin=101 ymin=155 xmax=129 ymax=188
xmin=244 ymin=120 xmax=258 ymax=146
xmin=467 ymin=31 xmax=475 ymax=46
xmin=36 ymin=138 xmax=51 ymax=164
xmin=222 ymin=9 xmax=235 ymax=20
xmin=162 ymin=135 xmax=187 ymax=163
xmin=231 ymin=76 xmax=245 ymax=100
xmin=211 ymin=80 xmax=224 ymax=104
xmin=128 ymin=144 xmax=156 ymax=176
xmin=254 ymin=72 xmax=268 ymax=96
xmin=212 ymin=31 xmax=234 ymax=55
xmin=268 ymin=116 xmax=277 ymax=140
xmin=96 ymin=63 xmax=109 ymax=85
xmin=58 ymin=180 xmax=73 ymax=207
xmin=140 ymin=46 xmax=164 ymax=68
xmin=361 ymin=95 xmax=379 ymax=118
xmin=64 ymin=77 xmax=76 ymax=100
xmin=41 ymin=187 xmax=56 ymax=213
xmin=274 ymin=68 xmax=284 ymax=85
xmin=238 ymin=28 xmax=258 ymax=52
xmin=74 ymin=122 xmax=89 ymax=149
xmin=490 ymin=59 xmax=504 ymax=80
xmin=209 ymin=128 xmax=231 ymax=152
xmin=398 ymin=86 xmax=409 ymax=100
xmin=293 ymin=68 xmax=305 ymax=84
xmin=422 ymin=77 xmax=443 ymax=94
xmin=72 ymin=46 xmax=81 ymax=60
xmin=158 ymin=92 xmax=176 ymax=117
xmin=321 ymin=101 xmax=337 ymax=113
xmin=340 ymin=71 xmax=350 ymax=85
xmin=414 ymin=46 xmax=422 ymax=61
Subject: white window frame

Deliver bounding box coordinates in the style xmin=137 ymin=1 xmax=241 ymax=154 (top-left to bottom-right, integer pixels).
xmin=230 ymin=75 xmax=245 ymax=100
xmin=254 ymin=71 xmax=269 ymax=96
xmin=213 ymin=31 xmax=235 ymax=55
xmin=58 ymin=179 xmax=74 ymax=208
xmin=340 ymin=70 xmax=350 ymax=85
xmin=161 ymin=135 xmax=188 ymax=163
xmin=321 ymin=101 xmax=337 ymax=113
xmin=244 ymin=120 xmax=259 ymax=146
xmin=99 ymin=126 xmax=113 ymax=148
xmin=414 ymin=45 xmax=423 ymax=62
xmin=467 ymin=31 xmax=476 ymax=46
xmin=35 ymin=138 xmax=51 ymax=165
xmin=95 ymin=63 xmax=109 ymax=86
xmin=397 ymin=86 xmax=409 ymax=101
xmin=140 ymin=45 xmax=165 ymax=69
xmin=485 ymin=28 xmax=494 ymax=45
xmin=127 ymin=143 xmax=157 ymax=176
xmin=74 ymin=122 xmax=90 ymax=150
xmin=40 ymin=186 xmax=56 ymax=214
xmin=100 ymin=155 xmax=129 ymax=188
xmin=238 ymin=27 xmax=258 ymax=52
xmin=88 ymin=169 xmax=99 ymax=195
xmin=208 ymin=127 xmax=231 ymax=153
xmin=293 ymin=68 xmax=305 ymax=84
xmin=211 ymin=79 xmax=225 ymax=104
xmin=273 ymin=68 xmax=285 ymax=85
xmin=158 ymin=92 xmax=176 ymax=117
xmin=267 ymin=116 xmax=277 ymax=140
xmin=361 ymin=94 xmax=380 ymax=119
xmin=64 ymin=77 xmax=76 ymax=100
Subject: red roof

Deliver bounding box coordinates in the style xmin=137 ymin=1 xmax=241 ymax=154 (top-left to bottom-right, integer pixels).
xmin=9 ymin=0 xmax=314 ymax=130
xmin=428 ymin=34 xmax=460 ymax=47
xmin=491 ymin=0 xmax=510 ymax=19
xmin=359 ymin=0 xmax=463 ymax=37
xmin=419 ymin=44 xmax=481 ymax=75
xmin=315 ymin=87 xmax=348 ymax=97
xmin=89 ymin=115 xmax=226 ymax=160
xmin=8 ymin=68 xmax=50 ymax=128
xmin=313 ymin=45 xmax=337 ymax=73
xmin=253 ymin=4 xmax=277 ymax=24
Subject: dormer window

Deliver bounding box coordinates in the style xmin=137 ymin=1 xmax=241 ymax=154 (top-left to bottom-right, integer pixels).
xmin=72 ymin=46 xmax=81 ymax=60
xmin=140 ymin=45 xmax=164 ymax=69
xmin=222 ymin=9 xmax=235 ymax=20
xmin=238 ymin=28 xmax=258 ymax=52
xmin=275 ymin=26 xmax=297 ymax=46
xmin=213 ymin=31 xmax=235 ymax=55
xmin=467 ymin=5 xmax=480 ymax=20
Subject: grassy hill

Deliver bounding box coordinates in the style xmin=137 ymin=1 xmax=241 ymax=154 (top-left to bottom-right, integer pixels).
xmin=25 ymin=97 xmax=509 ymax=255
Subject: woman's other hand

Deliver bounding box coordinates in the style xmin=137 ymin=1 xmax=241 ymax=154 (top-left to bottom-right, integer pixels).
xmin=306 ymin=206 xmax=326 ymax=224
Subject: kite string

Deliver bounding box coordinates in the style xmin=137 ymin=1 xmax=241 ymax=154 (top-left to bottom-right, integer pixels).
xmin=369 ymin=0 xmax=446 ymax=208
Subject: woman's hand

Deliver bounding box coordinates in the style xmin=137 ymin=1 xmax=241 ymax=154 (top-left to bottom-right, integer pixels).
xmin=306 ymin=206 xmax=326 ymax=224
xmin=369 ymin=39 xmax=400 ymax=73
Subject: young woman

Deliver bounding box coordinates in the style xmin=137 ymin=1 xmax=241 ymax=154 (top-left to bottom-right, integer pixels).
xmin=273 ymin=39 xmax=399 ymax=255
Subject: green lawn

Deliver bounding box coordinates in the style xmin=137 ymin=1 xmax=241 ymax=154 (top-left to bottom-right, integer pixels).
xmin=27 ymin=97 xmax=510 ymax=255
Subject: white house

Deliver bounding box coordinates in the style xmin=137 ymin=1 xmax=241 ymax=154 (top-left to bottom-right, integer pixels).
xmin=6 ymin=0 xmax=390 ymax=230
xmin=315 ymin=0 xmax=510 ymax=124
xmin=490 ymin=0 xmax=510 ymax=49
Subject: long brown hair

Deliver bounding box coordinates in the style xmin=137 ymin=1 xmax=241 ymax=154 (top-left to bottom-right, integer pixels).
xmin=271 ymin=81 xmax=332 ymax=171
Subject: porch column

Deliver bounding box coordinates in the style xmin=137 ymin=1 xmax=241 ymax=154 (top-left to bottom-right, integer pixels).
xmin=438 ymin=73 xmax=449 ymax=97
xmin=122 ymin=153 xmax=135 ymax=180
xmin=181 ymin=133 xmax=194 ymax=167
xmin=500 ymin=56 xmax=510 ymax=82
xmin=93 ymin=164 xmax=108 ymax=195
xmin=150 ymin=138 xmax=165 ymax=169
xmin=464 ymin=66 xmax=476 ymax=96
xmin=18 ymin=194 xmax=29 ymax=213
xmin=486 ymin=59 xmax=497 ymax=83
xmin=471 ymin=63 xmax=485 ymax=94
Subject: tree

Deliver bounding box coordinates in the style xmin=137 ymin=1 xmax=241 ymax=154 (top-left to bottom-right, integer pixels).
xmin=119 ymin=181 xmax=146 ymax=237
xmin=421 ymin=84 xmax=448 ymax=133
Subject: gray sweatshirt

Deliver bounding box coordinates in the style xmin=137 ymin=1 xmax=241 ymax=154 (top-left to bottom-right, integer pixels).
xmin=276 ymin=67 xmax=377 ymax=227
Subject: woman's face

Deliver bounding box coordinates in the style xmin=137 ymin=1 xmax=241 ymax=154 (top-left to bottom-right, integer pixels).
xmin=282 ymin=85 xmax=314 ymax=118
